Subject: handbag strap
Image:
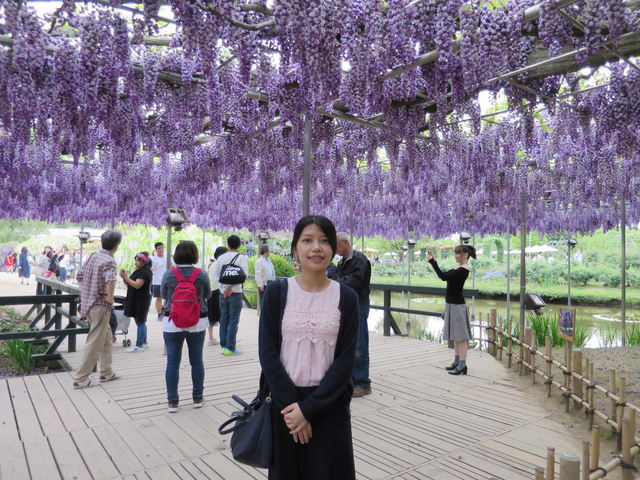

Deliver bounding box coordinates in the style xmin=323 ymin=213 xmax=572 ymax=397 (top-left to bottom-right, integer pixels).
xmin=218 ymin=393 xmax=272 ymax=436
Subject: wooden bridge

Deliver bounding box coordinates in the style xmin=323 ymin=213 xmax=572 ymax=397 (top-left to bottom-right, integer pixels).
xmin=0 ymin=277 xmax=584 ymax=480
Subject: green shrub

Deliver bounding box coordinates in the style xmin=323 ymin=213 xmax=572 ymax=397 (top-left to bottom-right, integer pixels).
xmin=527 ymin=262 xmax=557 ymax=285
xmin=569 ymin=266 xmax=594 ymax=286
xmin=626 ymin=323 xmax=640 ymax=347
xmin=599 ymin=268 xmax=622 ymax=288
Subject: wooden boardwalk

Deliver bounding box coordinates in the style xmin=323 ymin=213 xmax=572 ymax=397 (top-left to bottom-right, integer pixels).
xmin=0 ymin=307 xmax=583 ymax=480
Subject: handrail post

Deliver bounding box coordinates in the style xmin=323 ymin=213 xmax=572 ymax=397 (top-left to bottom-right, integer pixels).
xmin=383 ymin=288 xmax=391 ymax=336
xmin=68 ymin=297 xmax=77 ymax=352
xmin=55 ymin=286 xmax=63 ymax=330
xmin=44 ymin=284 xmax=52 ymax=327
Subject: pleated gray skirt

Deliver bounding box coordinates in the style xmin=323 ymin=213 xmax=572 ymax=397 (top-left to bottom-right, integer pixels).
xmin=442 ymin=303 xmax=472 ymax=341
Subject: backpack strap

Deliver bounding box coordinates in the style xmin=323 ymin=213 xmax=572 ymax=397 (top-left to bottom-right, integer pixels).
xmin=172 ymin=267 xmax=185 ymax=282
xmin=188 ymin=268 xmax=201 ymax=283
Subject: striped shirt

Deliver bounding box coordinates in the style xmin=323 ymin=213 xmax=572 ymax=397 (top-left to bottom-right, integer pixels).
xmin=76 ymin=249 xmax=117 ymax=316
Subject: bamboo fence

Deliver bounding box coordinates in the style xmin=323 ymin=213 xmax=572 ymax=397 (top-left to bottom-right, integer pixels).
xmin=471 ymin=309 xmax=640 ymax=480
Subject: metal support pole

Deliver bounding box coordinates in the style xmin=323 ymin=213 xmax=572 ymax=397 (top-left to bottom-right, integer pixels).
xmin=349 ymin=195 xmax=354 ymax=247
xmin=506 ymin=217 xmax=511 ymax=323
xmin=202 ymin=228 xmax=206 ymax=269
xmin=622 ymin=192 xmax=626 ymax=347
xmin=167 ymin=194 xmax=172 ymax=271
xmin=471 ymin=233 xmax=476 ymax=318
xmin=568 ymin=232 xmax=572 ymax=308
xmin=79 ymin=221 xmax=85 ymax=270
xmin=303 ymin=115 xmax=312 ymax=217
xmin=520 ymin=192 xmax=526 ymax=375
xmin=408 ymin=243 xmax=411 ymax=305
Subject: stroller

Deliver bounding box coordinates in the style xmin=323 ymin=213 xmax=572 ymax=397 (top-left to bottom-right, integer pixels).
xmin=110 ymin=295 xmax=132 ymax=347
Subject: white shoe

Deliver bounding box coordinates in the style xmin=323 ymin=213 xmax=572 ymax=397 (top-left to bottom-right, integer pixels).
xmin=208 ymin=339 xmax=219 ymax=346
xmin=143 ymin=343 xmax=149 ymax=349
xmin=236 ymin=338 xmax=242 ymax=344
xmin=126 ymin=346 xmax=144 ymax=353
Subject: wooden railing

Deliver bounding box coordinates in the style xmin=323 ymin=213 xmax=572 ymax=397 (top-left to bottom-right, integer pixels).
xmin=0 ymin=277 xmax=88 ymax=366
xmin=474 ymin=309 xmax=639 ymax=480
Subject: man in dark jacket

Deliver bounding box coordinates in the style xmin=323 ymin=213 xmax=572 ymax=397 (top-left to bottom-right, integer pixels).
xmin=336 ymin=232 xmax=372 ymax=397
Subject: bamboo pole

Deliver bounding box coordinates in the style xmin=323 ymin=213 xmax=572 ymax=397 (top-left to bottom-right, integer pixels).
xmin=507 ymin=317 xmax=513 ymax=368
xmin=573 ymin=349 xmax=583 ymax=411
xmin=591 ymin=425 xmax=601 ymax=471
xmin=565 ymin=342 xmax=572 ymax=413
xmin=498 ymin=315 xmax=503 ymax=361
xmin=546 ymin=337 xmax=553 ymax=397
xmin=535 ymin=467 xmax=544 ymax=480
xmin=622 ymin=418 xmax=633 ymax=480
xmin=618 ymin=377 xmax=626 ymax=452
xmin=559 ymin=451 xmax=580 ymax=480
xmin=581 ymin=440 xmax=590 ymax=480
xmin=588 ymin=362 xmax=595 ymax=431
xmin=547 ymin=447 xmax=556 ymax=480
xmin=611 ymin=369 xmax=618 ymax=438
xmin=525 ymin=327 xmax=532 ymax=376
xmin=630 ymin=406 xmax=637 ymax=444
xmin=531 ymin=331 xmax=537 ymax=385
xmin=490 ymin=308 xmax=497 ymax=357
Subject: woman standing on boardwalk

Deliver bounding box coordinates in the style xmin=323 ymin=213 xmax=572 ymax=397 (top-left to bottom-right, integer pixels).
xmin=120 ymin=252 xmax=153 ymax=353
xmin=427 ymin=245 xmax=476 ymax=376
xmin=18 ymin=247 xmax=32 ymax=285
xmin=259 ymin=215 xmax=359 ymax=480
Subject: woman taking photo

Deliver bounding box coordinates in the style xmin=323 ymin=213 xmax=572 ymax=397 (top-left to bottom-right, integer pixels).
xmin=120 ymin=252 xmax=153 ymax=353
xmin=161 ymin=241 xmax=211 ymax=413
xmin=427 ymin=245 xmax=476 ymax=375
xmin=259 ymin=215 xmax=359 ymax=480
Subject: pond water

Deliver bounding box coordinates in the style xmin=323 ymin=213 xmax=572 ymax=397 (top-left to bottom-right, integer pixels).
xmin=368 ymin=291 xmax=639 ymax=348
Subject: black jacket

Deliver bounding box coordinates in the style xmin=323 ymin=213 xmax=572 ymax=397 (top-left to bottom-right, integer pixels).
xmin=258 ymin=279 xmax=359 ymax=421
xmin=336 ymin=249 xmax=371 ymax=305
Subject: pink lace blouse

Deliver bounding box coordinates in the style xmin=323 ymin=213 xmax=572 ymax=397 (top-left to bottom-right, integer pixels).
xmin=280 ymin=277 xmax=341 ymax=387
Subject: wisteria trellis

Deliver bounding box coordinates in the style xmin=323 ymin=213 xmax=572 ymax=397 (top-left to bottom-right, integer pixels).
xmin=0 ymin=0 xmax=639 ymax=238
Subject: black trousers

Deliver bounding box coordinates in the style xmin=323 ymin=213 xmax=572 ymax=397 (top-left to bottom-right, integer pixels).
xmin=269 ymin=386 xmax=355 ymax=480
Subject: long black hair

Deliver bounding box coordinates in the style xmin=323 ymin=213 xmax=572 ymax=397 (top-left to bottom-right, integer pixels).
xmin=454 ymin=244 xmax=477 ymax=260
xmin=291 ymin=215 xmax=337 ymax=257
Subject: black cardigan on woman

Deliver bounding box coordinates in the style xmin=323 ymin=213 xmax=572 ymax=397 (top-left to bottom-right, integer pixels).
xmin=258 ymin=278 xmax=359 ymax=422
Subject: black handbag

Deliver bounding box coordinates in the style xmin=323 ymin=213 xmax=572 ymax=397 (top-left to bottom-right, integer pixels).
xmin=218 ymin=392 xmax=272 ymax=469
xmin=218 ymin=254 xmax=247 ymax=285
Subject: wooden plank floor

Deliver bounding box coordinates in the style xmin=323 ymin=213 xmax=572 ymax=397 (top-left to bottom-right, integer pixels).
xmin=0 ymin=307 xmax=583 ymax=480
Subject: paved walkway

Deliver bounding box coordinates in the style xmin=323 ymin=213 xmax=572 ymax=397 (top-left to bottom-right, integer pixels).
xmin=0 ymin=275 xmax=584 ymax=479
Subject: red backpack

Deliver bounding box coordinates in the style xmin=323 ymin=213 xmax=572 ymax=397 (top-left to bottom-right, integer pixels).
xmin=168 ymin=268 xmax=202 ymax=328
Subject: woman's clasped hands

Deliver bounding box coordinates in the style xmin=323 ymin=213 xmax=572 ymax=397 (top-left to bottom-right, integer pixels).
xmin=281 ymin=403 xmax=312 ymax=444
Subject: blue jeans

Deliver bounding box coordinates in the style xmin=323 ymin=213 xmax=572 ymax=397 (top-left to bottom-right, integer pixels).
xmin=135 ymin=320 xmax=147 ymax=347
xmin=59 ymin=267 xmax=67 ymax=282
xmin=163 ymin=330 xmax=205 ymax=402
xmin=353 ymin=302 xmax=371 ymax=388
xmin=219 ymin=293 xmax=242 ymax=351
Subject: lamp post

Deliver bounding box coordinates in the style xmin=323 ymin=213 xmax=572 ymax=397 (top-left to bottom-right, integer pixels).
xmin=407 ymin=239 xmax=416 ymax=305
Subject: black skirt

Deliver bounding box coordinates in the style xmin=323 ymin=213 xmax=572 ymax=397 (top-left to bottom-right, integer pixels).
xmin=207 ymin=289 xmax=221 ymax=326
xmin=269 ymin=386 xmax=355 ymax=480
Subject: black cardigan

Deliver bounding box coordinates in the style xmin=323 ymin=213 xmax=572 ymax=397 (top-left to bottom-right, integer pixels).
xmin=258 ymin=278 xmax=359 ymax=422
xmin=428 ymin=259 xmax=469 ymax=304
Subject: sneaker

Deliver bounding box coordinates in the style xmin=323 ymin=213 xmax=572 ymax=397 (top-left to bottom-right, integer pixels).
xmin=221 ymin=347 xmax=230 ymax=355
xmin=208 ymin=339 xmax=219 ymax=346
xmin=223 ymin=348 xmax=243 ymax=356
xmin=168 ymin=400 xmax=179 ymax=413
xmin=126 ymin=346 xmax=144 ymax=353
xmin=193 ymin=397 xmax=205 ymax=409
xmin=143 ymin=343 xmax=149 ymax=349
xmin=157 ymin=314 xmax=163 ymax=321
xmin=100 ymin=371 xmax=122 ymax=383
xmin=236 ymin=338 xmax=242 ymax=344
xmin=353 ymin=386 xmax=372 ymax=397
xmin=73 ymin=378 xmax=98 ymax=389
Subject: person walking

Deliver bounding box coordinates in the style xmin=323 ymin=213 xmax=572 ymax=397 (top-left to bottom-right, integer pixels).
xmin=5 ymin=249 xmax=15 ymax=273
xmin=427 ymin=245 xmax=476 ymax=376
xmin=18 ymin=247 xmax=32 ymax=285
xmin=255 ymin=244 xmax=276 ymax=307
xmin=259 ymin=215 xmax=359 ymax=480
xmin=206 ymin=246 xmax=228 ymax=346
xmin=73 ymin=230 xmax=122 ymax=388
xmin=151 ymin=242 xmax=175 ymax=321
xmin=161 ymin=241 xmax=212 ymax=413
xmin=120 ymin=252 xmax=153 ymax=353
xmin=335 ymin=232 xmax=372 ymax=397
xmin=212 ymin=235 xmax=248 ymax=356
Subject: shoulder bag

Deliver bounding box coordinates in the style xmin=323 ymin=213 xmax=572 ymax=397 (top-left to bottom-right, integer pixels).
xmin=218 ymin=254 xmax=247 ymax=285
xmin=218 ymin=391 xmax=272 ymax=469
